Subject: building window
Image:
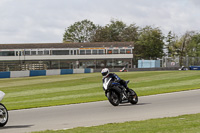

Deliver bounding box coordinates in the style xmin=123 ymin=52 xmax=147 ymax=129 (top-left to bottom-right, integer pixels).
xmin=86 ymin=50 xmax=91 ymax=55
xmin=25 ymin=51 xmax=31 ymax=55
xmin=52 ymin=50 xmax=69 ymax=55
xmin=92 ymin=50 xmax=97 ymax=55
xmin=44 ymin=50 xmax=49 ymax=55
xmin=80 ymin=50 xmax=85 ymax=55
xmin=38 ymin=51 xmax=43 ymax=55
xmin=0 ymin=51 xmax=15 ymax=56
xmin=120 ymin=49 xmax=125 ymax=54
xmin=113 ymin=49 xmax=119 ymax=54
xmin=31 ymin=51 xmax=37 ymax=55
xmin=99 ymin=50 xmax=104 ymax=55
xmin=107 ymin=50 xmax=112 ymax=54
xmin=126 ymin=49 xmax=132 ymax=54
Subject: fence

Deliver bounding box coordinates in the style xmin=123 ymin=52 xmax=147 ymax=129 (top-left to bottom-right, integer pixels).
xmin=162 ymin=57 xmax=200 ymax=68
xmin=182 ymin=57 xmax=200 ymax=67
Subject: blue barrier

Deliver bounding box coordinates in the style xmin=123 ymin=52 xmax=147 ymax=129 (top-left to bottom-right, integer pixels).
xmin=84 ymin=68 xmax=91 ymax=73
xmin=60 ymin=69 xmax=73 ymax=75
xmin=190 ymin=66 xmax=200 ymax=70
xmin=0 ymin=69 xmax=93 ymax=79
xmin=30 ymin=70 xmax=46 ymax=77
xmin=0 ymin=72 xmax=10 ymax=78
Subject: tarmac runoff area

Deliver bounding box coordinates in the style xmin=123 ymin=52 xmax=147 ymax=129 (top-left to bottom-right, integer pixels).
xmin=1 ymin=89 xmax=200 ymax=133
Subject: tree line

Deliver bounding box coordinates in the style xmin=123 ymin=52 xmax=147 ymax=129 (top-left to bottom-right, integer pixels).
xmin=63 ymin=19 xmax=200 ymax=64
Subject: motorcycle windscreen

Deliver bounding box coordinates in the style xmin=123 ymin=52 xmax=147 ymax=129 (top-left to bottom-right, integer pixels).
xmin=0 ymin=91 xmax=5 ymax=102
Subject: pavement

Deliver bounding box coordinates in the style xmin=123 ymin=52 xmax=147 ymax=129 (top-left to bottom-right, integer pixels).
xmin=1 ymin=89 xmax=200 ymax=133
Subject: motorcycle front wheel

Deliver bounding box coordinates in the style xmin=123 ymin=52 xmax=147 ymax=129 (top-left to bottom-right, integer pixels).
xmin=107 ymin=91 xmax=120 ymax=106
xmin=0 ymin=103 xmax=8 ymax=127
xmin=129 ymin=89 xmax=138 ymax=104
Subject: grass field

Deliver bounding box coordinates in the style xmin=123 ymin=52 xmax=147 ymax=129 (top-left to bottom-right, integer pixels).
xmin=1 ymin=70 xmax=200 ymax=110
xmin=33 ymin=113 xmax=200 ymax=133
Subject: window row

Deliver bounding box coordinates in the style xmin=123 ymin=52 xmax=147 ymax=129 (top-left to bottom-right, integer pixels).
xmin=107 ymin=49 xmax=132 ymax=54
xmin=0 ymin=49 xmax=132 ymax=56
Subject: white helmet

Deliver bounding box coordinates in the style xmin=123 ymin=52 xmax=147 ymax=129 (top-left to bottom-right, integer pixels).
xmin=101 ymin=68 xmax=109 ymax=78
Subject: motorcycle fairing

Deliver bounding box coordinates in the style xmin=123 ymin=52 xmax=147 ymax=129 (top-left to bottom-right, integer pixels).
xmin=0 ymin=91 xmax=5 ymax=102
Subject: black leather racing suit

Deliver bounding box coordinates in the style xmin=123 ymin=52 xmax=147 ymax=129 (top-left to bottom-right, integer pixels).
xmin=102 ymin=73 xmax=129 ymax=91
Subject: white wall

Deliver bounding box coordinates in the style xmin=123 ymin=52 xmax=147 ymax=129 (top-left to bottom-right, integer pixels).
xmin=73 ymin=69 xmax=84 ymax=74
xmin=46 ymin=69 xmax=60 ymax=76
xmin=10 ymin=71 xmax=30 ymax=78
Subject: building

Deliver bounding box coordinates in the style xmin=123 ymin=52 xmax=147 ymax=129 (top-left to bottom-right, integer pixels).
xmin=0 ymin=42 xmax=134 ymax=71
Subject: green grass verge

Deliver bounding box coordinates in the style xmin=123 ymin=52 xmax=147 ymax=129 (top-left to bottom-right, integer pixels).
xmin=1 ymin=70 xmax=200 ymax=110
xmin=32 ymin=113 xmax=200 ymax=133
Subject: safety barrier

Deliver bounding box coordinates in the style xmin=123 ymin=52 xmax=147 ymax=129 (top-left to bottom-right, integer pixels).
xmin=0 ymin=68 xmax=94 ymax=78
xmin=190 ymin=66 xmax=200 ymax=70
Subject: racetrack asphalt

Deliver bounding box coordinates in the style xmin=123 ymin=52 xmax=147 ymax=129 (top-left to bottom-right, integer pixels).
xmin=1 ymin=89 xmax=200 ymax=133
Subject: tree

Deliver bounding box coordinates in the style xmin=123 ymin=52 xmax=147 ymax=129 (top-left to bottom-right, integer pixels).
xmin=166 ymin=31 xmax=179 ymax=57
xmin=63 ymin=19 xmax=97 ymax=43
xmin=108 ymin=19 xmax=126 ymax=41
xmin=178 ymin=31 xmax=195 ymax=65
xmin=166 ymin=31 xmax=199 ymax=66
xmin=188 ymin=32 xmax=200 ymax=57
xmin=136 ymin=26 xmax=165 ymax=59
xmin=92 ymin=19 xmax=139 ymax=42
xmin=92 ymin=25 xmax=111 ymax=42
xmin=121 ymin=24 xmax=139 ymax=42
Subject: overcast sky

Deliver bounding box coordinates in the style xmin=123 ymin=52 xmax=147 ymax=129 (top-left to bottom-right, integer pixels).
xmin=0 ymin=0 xmax=199 ymax=44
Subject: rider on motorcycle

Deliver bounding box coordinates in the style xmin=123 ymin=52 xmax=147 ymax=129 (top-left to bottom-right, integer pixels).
xmin=101 ymin=68 xmax=131 ymax=92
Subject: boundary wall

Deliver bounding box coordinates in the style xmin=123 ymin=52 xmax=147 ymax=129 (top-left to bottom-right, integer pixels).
xmin=0 ymin=68 xmax=93 ymax=78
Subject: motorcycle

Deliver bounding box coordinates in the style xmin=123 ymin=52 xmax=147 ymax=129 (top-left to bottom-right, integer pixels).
xmin=0 ymin=91 xmax=8 ymax=127
xmin=119 ymin=67 xmax=128 ymax=72
xmin=103 ymin=77 xmax=138 ymax=106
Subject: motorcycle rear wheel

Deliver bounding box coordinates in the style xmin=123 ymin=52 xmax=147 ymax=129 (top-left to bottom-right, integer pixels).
xmin=0 ymin=103 xmax=8 ymax=127
xmin=107 ymin=91 xmax=120 ymax=106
